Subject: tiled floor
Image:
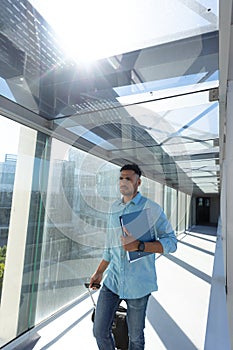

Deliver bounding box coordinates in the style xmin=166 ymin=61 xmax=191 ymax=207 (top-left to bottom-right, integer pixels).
xmin=6 ymin=226 xmax=218 ymax=350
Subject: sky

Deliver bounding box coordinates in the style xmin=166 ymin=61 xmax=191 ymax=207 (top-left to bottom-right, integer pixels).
xmin=0 ymin=116 xmax=20 ymax=162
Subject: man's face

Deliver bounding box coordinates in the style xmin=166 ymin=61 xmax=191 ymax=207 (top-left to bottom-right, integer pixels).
xmin=119 ymin=170 xmax=141 ymax=197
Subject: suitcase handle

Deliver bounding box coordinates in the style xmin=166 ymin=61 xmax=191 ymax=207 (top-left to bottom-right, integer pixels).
xmin=84 ymin=283 xmax=100 ymax=307
xmin=84 ymin=282 xmax=101 ymax=289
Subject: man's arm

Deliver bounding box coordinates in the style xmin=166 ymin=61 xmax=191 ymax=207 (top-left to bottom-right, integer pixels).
xmin=121 ymin=230 xmax=164 ymax=253
xmin=89 ymin=259 xmax=109 ymax=288
xmin=121 ymin=208 xmax=177 ymax=254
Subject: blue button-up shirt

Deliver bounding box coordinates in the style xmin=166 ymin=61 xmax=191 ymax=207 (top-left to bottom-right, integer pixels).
xmin=103 ymin=192 xmax=177 ymax=299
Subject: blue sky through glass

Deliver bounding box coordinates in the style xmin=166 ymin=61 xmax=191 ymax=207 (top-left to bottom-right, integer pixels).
xmin=0 ymin=116 xmax=20 ymax=162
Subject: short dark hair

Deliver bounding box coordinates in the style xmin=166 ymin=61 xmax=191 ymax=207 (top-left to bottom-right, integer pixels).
xmin=120 ymin=163 xmax=142 ymax=177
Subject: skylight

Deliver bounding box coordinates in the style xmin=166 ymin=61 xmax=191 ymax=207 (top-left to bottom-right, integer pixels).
xmin=28 ymin=0 xmax=218 ymax=62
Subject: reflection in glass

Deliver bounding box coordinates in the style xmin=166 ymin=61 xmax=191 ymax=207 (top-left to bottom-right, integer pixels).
xmin=35 ymin=139 xmax=119 ymax=323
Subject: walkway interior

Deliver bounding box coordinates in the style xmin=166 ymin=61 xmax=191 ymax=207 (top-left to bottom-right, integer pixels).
xmin=5 ymin=225 xmax=217 ymax=350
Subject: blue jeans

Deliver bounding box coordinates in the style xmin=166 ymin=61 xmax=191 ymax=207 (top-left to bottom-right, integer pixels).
xmin=93 ymin=284 xmax=150 ymax=350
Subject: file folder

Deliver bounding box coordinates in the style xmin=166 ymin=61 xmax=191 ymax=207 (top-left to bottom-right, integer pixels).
xmin=119 ymin=208 xmax=155 ymax=262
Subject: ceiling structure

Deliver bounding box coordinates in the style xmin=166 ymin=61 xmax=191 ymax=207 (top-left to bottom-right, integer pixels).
xmin=0 ymin=0 xmax=219 ymax=196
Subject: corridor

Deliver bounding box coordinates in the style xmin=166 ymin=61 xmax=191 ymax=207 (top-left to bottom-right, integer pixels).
xmin=6 ymin=225 xmax=225 ymax=350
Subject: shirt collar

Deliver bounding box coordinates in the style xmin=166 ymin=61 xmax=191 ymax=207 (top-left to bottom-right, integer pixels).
xmin=119 ymin=192 xmax=142 ymax=206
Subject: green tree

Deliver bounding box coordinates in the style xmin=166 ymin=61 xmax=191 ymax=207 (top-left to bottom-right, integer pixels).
xmin=0 ymin=245 xmax=7 ymax=263
xmin=0 ymin=263 xmax=4 ymax=279
xmin=0 ymin=246 xmax=6 ymax=295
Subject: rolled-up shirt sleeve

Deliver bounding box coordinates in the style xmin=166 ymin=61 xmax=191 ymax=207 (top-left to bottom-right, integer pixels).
xmin=102 ymin=213 xmax=114 ymax=262
xmin=103 ymin=247 xmax=111 ymax=262
xmin=156 ymin=211 xmax=177 ymax=254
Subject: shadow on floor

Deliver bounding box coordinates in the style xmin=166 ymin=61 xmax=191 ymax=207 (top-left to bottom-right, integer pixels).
xmin=188 ymin=225 xmax=217 ymax=236
xmin=12 ymin=334 xmax=40 ymax=350
xmin=147 ymin=296 xmax=197 ymax=350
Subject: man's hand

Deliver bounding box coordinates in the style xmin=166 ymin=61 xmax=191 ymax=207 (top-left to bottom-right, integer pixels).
xmin=89 ymin=259 xmax=109 ymax=289
xmin=89 ymin=272 xmax=103 ymax=289
xmin=121 ymin=227 xmax=139 ymax=251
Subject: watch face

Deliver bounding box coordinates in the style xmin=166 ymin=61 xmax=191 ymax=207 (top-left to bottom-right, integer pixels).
xmin=138 ymin=241 xmax=145 ymax=252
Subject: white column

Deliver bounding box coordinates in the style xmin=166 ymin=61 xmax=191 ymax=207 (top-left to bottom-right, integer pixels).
xmin=0 ymin=126 xmax=37 ymax=342
xmin=225 ymin=80 xmax=233 ymax=348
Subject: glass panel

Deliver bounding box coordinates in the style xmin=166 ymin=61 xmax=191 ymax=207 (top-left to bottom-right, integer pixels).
xmin=35 ymin=138 xmax=119 ymax=323
xmin=18 ymin=132 xmax=50 ymax=333
xmin=164 ymin=186 xmax=177 ymax=230
xmin=56 ymin=93 xmax=219 ymax=195
xmin=29 ymin=0 xmax=218 ymax=60
xmin=126 ymin=95 xmax=219 ymax=195
xmin=141 ymin=178 xmax=163 ymax=207
xmin=178 ymin=192 xmax=186 ymax=233
xmin=185 ymin=194 xmax=191 ymax=230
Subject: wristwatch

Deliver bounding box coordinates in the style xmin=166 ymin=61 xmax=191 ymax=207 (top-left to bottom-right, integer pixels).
xmin=137 ymin=241 xmax=145 ymax=252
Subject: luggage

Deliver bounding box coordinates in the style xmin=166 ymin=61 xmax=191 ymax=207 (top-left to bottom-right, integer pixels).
xmin=112 ymin=304 xmax=129 ymax=350
xmin=85 ymin=283 xmax=129 ymax=350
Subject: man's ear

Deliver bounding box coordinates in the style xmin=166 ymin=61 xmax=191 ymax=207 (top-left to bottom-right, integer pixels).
xmin=138 ymin=178 xmax=141 ymax=186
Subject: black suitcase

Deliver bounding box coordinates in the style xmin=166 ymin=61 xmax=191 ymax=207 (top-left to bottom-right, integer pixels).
xmin=85 ymin=284 xmax=129 ymax=350
xmin=112 ymin=304 xmax=129 ymax=350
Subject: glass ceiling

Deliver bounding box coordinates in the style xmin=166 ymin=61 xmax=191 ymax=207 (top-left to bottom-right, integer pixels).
xmin=29 ymin=0 xmax=218 ymax=61
xmin=0 ymin=0 xmax=219 ymax=195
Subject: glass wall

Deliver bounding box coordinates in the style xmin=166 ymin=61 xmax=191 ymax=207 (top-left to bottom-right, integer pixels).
xmin=177 ymin=191 xmax=187 ymax=234
xmin=0 ymin=114 xmax=191 ymax=347
xmin=164 ymin=186 xmax=178 ymax=231
xmin=186 ymin=194 xmax=191 ymax=230
xmin=141 ymin=177 xmax=164 ymax=206
xmin=34 ymin=138 xmax=119 ymax=324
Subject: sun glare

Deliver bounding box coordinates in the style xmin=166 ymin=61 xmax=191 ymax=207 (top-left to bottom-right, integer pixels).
xmin=49 ymin=1 xmax=113 ymax=62
xmin=30 ymin=0 xmax=128 ymax=63
xmin=29 ymin=0 xmax=170 ymax=64
xmin=29 ymin=0 xmax=217 ymax=64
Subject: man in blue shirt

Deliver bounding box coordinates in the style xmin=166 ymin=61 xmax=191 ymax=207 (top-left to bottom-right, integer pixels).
xmin=90 ymin=163 xmax=177 ymax=350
